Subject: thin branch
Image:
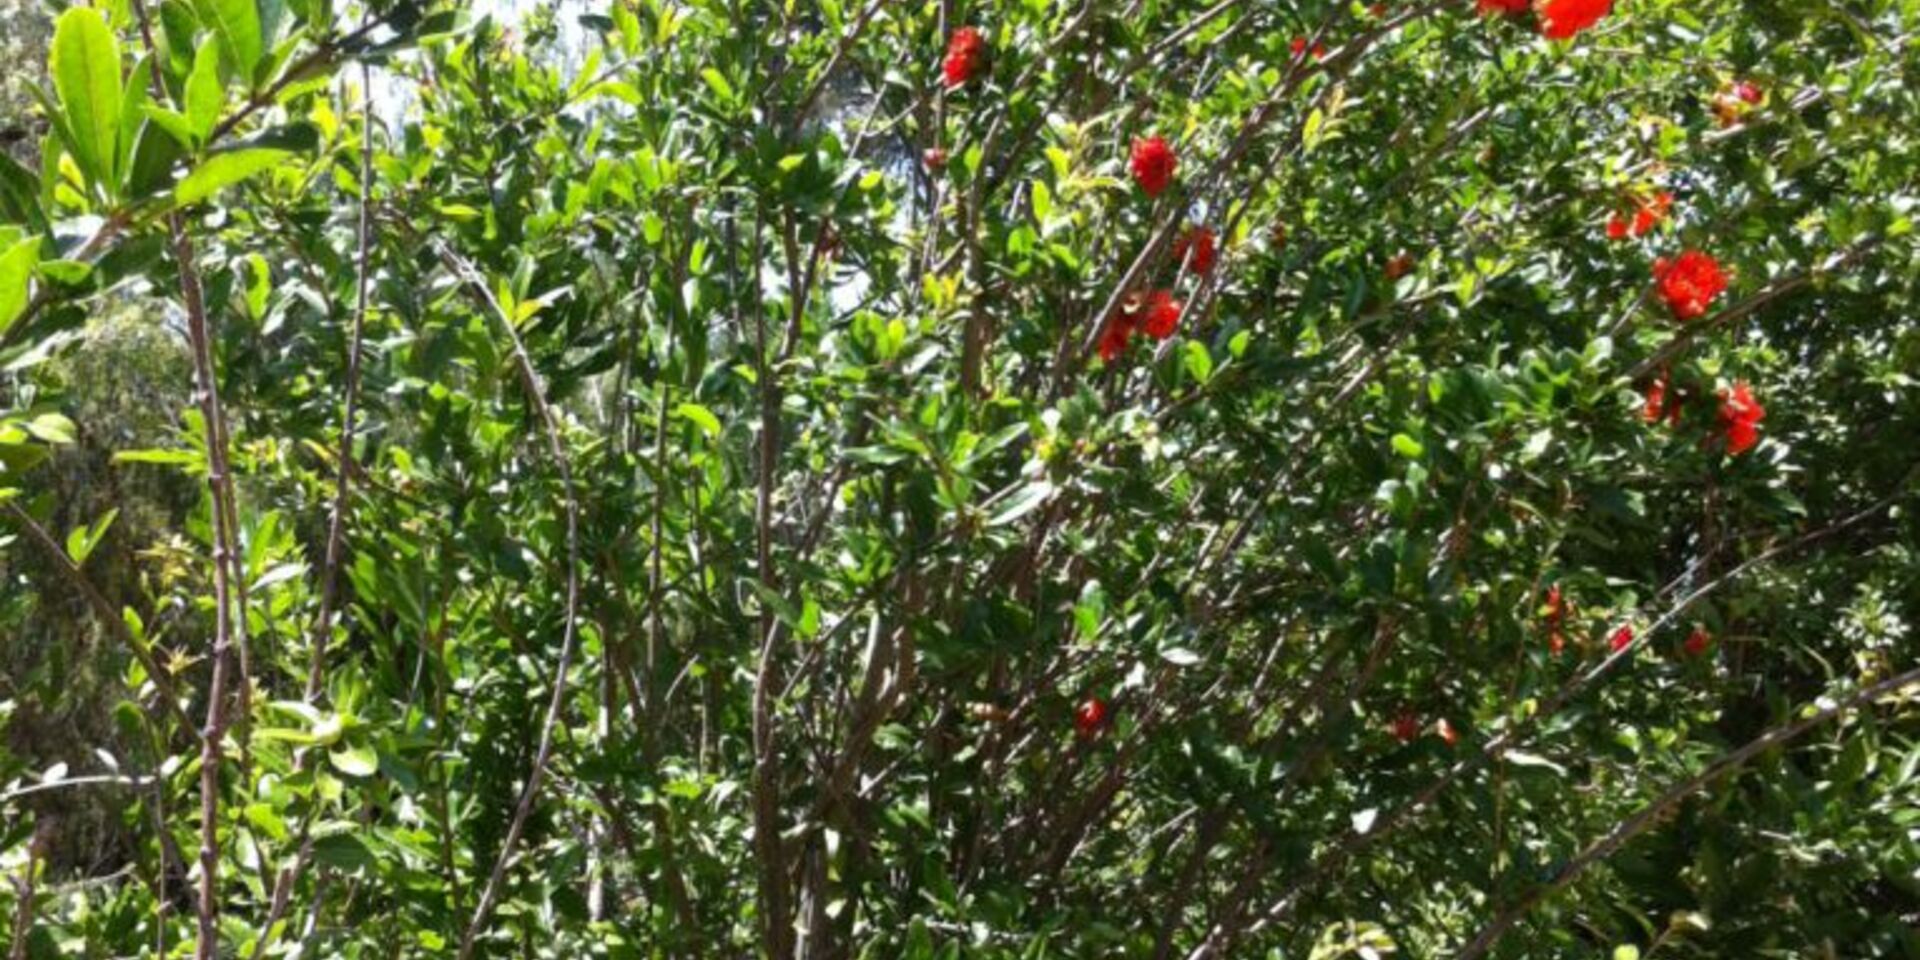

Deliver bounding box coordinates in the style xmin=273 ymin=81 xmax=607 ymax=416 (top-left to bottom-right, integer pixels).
xmin=435 ymin=243 xmax=584 ymax=960
xmin=306 ymin=59 xmax=378 ymax=702
xmin=1 ymin=502 xmax=193 ymax=733
xmin=123 ymin=4 xmax=247 ymax=955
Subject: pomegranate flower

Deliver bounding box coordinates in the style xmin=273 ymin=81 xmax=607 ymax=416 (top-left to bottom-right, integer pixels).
xmin=1652 ymin=250 xmax=1728 ymax=321
xmin=1477 ymin=0 xmax=1530 ymax=14
xmin=942 ymin=27 xmax=987 ymax=88
xmin=1391 ymin=711 xmax=1420 ymax=744
xmin=1141 ymin=290 xmax=1184 ymax=340
xmin=1074 ymin=696 xmax=1108 ymax=737
xmin=1098 ymin=313 xmax=1135 ymax=362
xmin=1609 ymin=624 xmax=1635 ymax=654
xmin=1718 ymin=381 xmax=1765 ymax=456
xmin=1606 ymin=213 xmax=1630 ymax=241
xmin=1631 ymin=191 xmax=1673 ymax=237
xmin=1174 ymin=226 xmax=1218 ymax=275
xmin=1130 ymin=136 xmax=1178 ymax=197
xmin=1642 ymin=375 xmax=1683 ymax=425
xmin=1537 ymin=0 xmax=1612 ymax=40
xmin=1683 ymin=627 xmax=1713 ymax=657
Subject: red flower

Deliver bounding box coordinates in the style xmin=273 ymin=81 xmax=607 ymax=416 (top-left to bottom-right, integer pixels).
xmin=1476 ymin=0 xmax=1530 ymax=14
xmin=942 ymin=27 xmax=987 ymax=88
xmin=1683 ymin=627 xmax=1712 ymax=657
xmin=1435 ymin=718 xmax=1460 ymax=747
xmin=1391 ymin=711 xmax=1420 ymax=743
xmin=1642 ymin=376 xmax=1668 ymax=424
xmin=1074 ymin=696 xmax=1108 ymax=737
xmin=1630 ymin=191 xmax=1673 ymax=237
xmin=1141 ymin=290 xmax=1184 ymax=340
xmin=1384 ymin=251 xmax=1414 ymax=280
xmin=1289 ymin=37 xmax=1327 ymax=61
xmin=1130 ymin=136 xmax=1178 ymax=198
xmin=1609 ymin=624 xmax=1634 ymax=654
xmin=1733 ymin=80 xmax=1764 ymax=104
xmin=1606 ymin=213 xmax=1629 ymax=241
xmin=1651 ymin=250 xmax=1728 ymax=321
xmin=1543 ymin=584 xmax=1572 ymax=655
xmin=1174 ymin=226 xmax=1218 ymax=275
xmin=1717 ymin=381 xmax=1765 ymax=456
xmin=1098 ymin=313 xmax=1135 ymax=362
xmin=922 ymin=147 xmax=948 ymax=171
xmin=1537 ymin=0 xmax=1612 ymax=39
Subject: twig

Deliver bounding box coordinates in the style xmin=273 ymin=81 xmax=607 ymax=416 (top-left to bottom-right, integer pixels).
xmin=435 ymin=244 xmax=584 ymax=960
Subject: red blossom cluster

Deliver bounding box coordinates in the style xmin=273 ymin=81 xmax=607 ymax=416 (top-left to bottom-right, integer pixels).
xmin=1391 ymin=711 xmax=1421 ymax=743
xmin=1718 ymin=382 xmax=1765 ymax=456
xmin=1130 ymin=136 xmax=1178 ymax=197
xmin=942 ymin=27 xmax=987 ymax=88
xmin=1476 ymin=0 xmax=1613 ymax=39
xmin=1289 ymin=36 xmax=1328 ymax=61
xmin=1608 ymin=624 xmax=1635 ymax=654
xmin=1173 ymin=226 xmax=1218 ymax=275
xmin=1606 ymin=191 xmax=1674 ymax=241
xmin=1652 ymin=250 xmax=1728 ymax=320
xmin=1099 ymin=290 xmax=1185 ymax=361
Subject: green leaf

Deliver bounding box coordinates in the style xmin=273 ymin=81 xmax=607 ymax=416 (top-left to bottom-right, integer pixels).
xmin=1160 ymin=646 xmax=1201 ymax=667
xmin=700 ymin=67 xmax=735 ymax=105
xmin=244 ymin=802 xmax=289 ymax=842
xmin=311 ymin=832 xmax=374 ymax=870
xmin=174 ymin=148 xmax=290 ymax=205
xmin=0 ymin=154 xmax=45 ymax=233
xmin=185 ymin=38 xmax=224 ymax=143
xmin=0 ymin=238 xmax=39 ymax=337
xmin=328 ymin=745 xmax=378 ymax=778
xmin=674 ymin=402 xmax=722 ymax=438
xmin=1390 ymin=433 xmax=1424 ymax=459
xmin=113 ymin=447 xmax=201 ymax=466
xmin=985 ymin=480 xmax=1052 ymax=527
xmin=24 ymin=413 xmax=75 ymax=444
xmin=65 ymin=508 xmax=117 ymax=566
xmin=50 ymin=8 xmax=124 ymax=192
xmin=196 ymin=0 xmax=264 ymax=84
xmin=1183 ymin=341 xmax=1213 ymax=384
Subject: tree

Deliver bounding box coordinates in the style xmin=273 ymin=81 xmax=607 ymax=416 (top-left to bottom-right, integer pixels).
xmin=1 ymin=0 xmax=1918 ymax=957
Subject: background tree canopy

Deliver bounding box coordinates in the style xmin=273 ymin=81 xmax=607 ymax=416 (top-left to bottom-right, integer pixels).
xmin=1 ymin=0 xmax=1918 ymax=957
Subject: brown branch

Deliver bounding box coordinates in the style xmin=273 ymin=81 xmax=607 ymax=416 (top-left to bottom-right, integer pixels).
xmin=435 ymin=243 xmax=584 ymax=960
xmin=305 ymin=60 xmax=379 ymax=702
xmin=121 ymin=3 xmax=247 ymax=955
xmin=2 ymin=502 xmax=194 ymax=733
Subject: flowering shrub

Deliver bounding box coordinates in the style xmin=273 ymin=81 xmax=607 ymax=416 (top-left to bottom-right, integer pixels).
xmin=0 ymin=1 xmax=1916 ymax=958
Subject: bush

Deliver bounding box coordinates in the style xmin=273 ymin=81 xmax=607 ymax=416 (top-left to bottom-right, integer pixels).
xmin=1 ymin=0 xmax=1918 ymax=957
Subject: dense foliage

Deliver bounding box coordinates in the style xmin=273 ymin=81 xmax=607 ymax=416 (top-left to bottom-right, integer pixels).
xmin=2 ymin=0 xmax=1919 ymax=957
